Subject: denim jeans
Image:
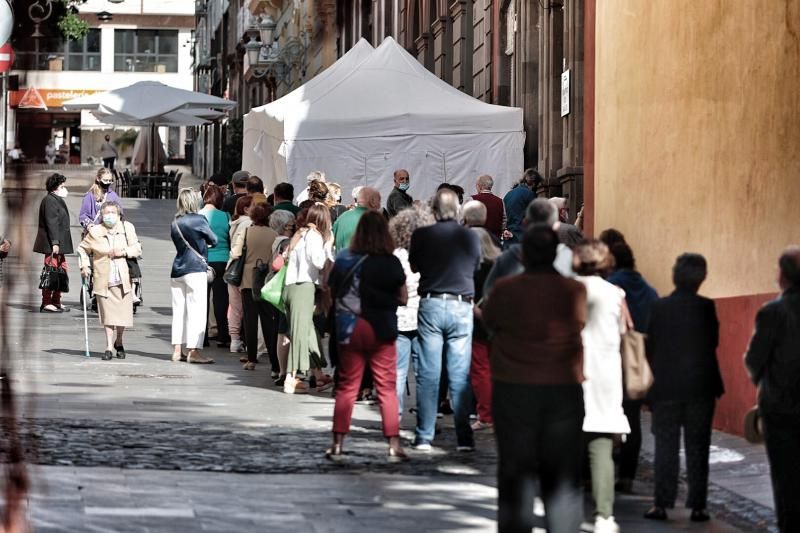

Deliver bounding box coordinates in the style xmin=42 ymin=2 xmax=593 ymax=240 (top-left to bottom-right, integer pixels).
xmin=413 ymin=298 xmax=474 ymax=446
xmin=396 ymin=330 xmax=419 ymax=416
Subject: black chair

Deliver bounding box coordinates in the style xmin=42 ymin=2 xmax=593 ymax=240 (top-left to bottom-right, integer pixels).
xmin=128 ymin=175 xmax=146 ymax=198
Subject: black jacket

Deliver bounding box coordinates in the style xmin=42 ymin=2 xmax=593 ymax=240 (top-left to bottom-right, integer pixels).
xmin=33 ymin=193 xmax=74 ymax=255
xmin=646 ymin=289 xmax=724 ymax=402
xmin=386 ymin=188 xmax=413 ymax=217
xmin=745 ymin=288 xmax=800 ymax=414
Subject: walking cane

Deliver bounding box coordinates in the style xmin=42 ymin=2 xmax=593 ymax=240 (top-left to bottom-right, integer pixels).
xmin=81 ymin=275 xmax=91 ymax=358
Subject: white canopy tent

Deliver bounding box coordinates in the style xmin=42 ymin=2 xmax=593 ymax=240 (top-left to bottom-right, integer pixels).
xmin=242 ymin=37 xmax=525 ymax=202
xmin=242 ymin=39 xmax=375 ymax=189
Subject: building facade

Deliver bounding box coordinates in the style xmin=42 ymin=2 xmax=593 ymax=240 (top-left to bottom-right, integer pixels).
xmin=192 ymin=0 xmax=338 ymax=179
xmin=336 ymin=0 xmax=585 ymax=213
xmin=586 ymin=0 xmax=800 ymax=435
xmin=8 ymin=0 xmax=194 ymax=165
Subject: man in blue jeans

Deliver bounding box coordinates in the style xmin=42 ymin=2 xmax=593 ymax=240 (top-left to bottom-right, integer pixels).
xmin=409 ymin=189 xmax=481 ymax=450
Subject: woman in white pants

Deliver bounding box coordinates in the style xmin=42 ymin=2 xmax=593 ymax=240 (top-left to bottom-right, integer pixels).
xmin=170 ymin=188 xmax=218 ymax=364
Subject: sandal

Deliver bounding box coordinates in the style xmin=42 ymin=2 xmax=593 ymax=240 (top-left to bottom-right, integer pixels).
xmin=243 ymin=361 xmax=256 ymax=371
xmin=325 ymin=444 xmax=344 ymax=462
xmin=387 ymin=447 xmax=410 ymax=463
xmin=315 ymin=375 xmax=334 ymax=393
xmin=171 ymin=352 xmax=187 ymax=362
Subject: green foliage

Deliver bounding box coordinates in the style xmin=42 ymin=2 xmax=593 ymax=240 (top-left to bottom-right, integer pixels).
xmin=114 ymin=129 xmax=139 ymax=152
xmin=56 ymin=11 xmax=89 ymax=40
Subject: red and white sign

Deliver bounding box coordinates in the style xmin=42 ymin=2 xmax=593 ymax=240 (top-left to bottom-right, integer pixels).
xmin=0 ymin=43 xmax=14 ymax=73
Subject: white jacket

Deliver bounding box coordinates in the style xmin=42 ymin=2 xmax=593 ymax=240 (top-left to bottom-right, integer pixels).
xmin=284 ymin=229 xmax=332 ymax=286
xmin=577 ymin=275 xmax=631 ymax=434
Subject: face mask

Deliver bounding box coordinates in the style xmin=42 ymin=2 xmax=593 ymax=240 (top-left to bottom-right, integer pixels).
xmin=55 ymin=187 xmax=68 ymax=198
xmin=99 ymin=181 xmax=111 ymax=190
xmin=102 ymin=213 xmax=119 ymax=227
xmin=398 ymin=183 xmax=410 ymax=192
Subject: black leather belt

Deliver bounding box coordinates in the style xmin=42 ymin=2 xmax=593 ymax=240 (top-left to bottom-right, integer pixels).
xmin=421 ymin=292 xmax=473 ymax=303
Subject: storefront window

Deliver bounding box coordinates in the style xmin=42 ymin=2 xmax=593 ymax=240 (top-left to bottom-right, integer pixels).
xmin=15 ymin=29 xmax=101 ymax=71
xmin=114 ymin=30 xmax=179 ymax=73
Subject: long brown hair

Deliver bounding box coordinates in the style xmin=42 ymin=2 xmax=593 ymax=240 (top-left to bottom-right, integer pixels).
xmin=350 ymin=211 xmax=394 ymax=255
xmin=305 ymin=203 xmax=332 ymax=242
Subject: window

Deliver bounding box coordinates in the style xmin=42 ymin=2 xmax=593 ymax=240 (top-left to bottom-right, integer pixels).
xmin=114 ymin=30 xmax=179 ymax=73
xmin=15 ymin=29 xmax=101 ymax=71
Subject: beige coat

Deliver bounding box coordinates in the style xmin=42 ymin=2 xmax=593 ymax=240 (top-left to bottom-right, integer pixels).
xmin=230 ymin=224 xmax=277 ymax=290
xmin=78 ymin=221 xmax=142 ymax=297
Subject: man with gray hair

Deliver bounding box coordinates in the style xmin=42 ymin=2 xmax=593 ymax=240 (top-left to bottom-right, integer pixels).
xmin=462 ymin=200 xmax=501 ymax=248
xmin=386 ymin=169 xmax=413 ymax=217
xmin=471 ymin=174 xmax=506 ymax=240
xmin=332 ymin=186 xmax=381 ymax=251
xmin=549 ymin=197 xmax=584 ymax=248
xmin=296 ymin=170 xmax=326 ymax=204
xmin=409 ymin=189 xmax=481 ymax=451
xmin=483 ymin=198 xmax=575 ymax=297
xmin=745 ymin=246 xmax=800 ymax=532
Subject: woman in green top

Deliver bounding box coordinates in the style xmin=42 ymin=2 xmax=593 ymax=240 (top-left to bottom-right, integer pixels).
xmin=200 ymin=184 xmax=232 ymax=347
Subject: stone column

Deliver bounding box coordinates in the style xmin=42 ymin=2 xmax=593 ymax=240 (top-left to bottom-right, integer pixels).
xmin=432 ymin=16 xmax=452 ymax=82
xmin=450 ymin=0 xmax=472 ymax=94
xmin=557 ymin=0 xmax=584 ymax=218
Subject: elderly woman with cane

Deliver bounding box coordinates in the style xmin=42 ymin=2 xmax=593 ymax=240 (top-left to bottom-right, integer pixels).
xmin=78 ymin=201 xmax=142 ymax=360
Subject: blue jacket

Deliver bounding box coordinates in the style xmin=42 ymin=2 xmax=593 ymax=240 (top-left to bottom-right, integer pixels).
xmin=170 ymin=213 xmax=217 ymax=278
xmin=607 ymin=269 xmax=659 ymax=332
xmin=503 ymin=186 xmax=536 ymax=243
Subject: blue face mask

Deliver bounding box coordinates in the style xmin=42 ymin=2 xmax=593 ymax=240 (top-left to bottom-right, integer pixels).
xmin=102 ymin=213 xmax=119 ymax=227
xmin=398 ymin=183 xmax=410 ymax=192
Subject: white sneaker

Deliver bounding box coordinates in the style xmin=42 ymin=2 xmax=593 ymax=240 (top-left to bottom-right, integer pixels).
xmin=229 ymin=340 xmax=244 ymax=353
xmin=594 ymin=516 xmax=620 ymax=533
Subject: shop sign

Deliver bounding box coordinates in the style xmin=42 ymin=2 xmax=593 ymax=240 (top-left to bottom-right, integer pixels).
xmin=10 ymin=88 xmax=101 ymax=109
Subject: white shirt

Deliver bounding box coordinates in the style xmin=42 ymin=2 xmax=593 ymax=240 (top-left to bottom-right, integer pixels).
xmin=394 ymin=248 xmax=420 ymax=332
xmin=284 ymin=229 xmax=333 ymax=286
xmin=577 ymin=275 xmax=631 ymax=434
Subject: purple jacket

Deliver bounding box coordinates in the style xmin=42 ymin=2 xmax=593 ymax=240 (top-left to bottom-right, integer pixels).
xmin=79 ymin=190 xmax=122 ymax=230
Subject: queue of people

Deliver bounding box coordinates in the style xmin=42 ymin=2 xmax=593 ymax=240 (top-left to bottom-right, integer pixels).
xmin=33 ymin=166 xmax=800 ymax=533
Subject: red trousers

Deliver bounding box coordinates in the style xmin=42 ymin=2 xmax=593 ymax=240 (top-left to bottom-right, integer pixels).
xmin=41 ymin=254 xmax=67 ymax=307
xmin=470 ymin=339 xmax=493 ymax=424
xmin=333 ymin=318 xmax=400 ymax=437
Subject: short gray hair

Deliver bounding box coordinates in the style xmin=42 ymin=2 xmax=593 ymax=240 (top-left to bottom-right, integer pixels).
xmin=307 ymin=170 xmax=326 ymax=183
xmin=269 ymin=209 xmax=295 ymax=233
xmin=432 ymin=189 xmax=460 ymax=221
xmin=525 ymin=198 xmax=558 ymax=226
xmin=176 ymin=188 xmax=201 ymax=217
xmin=462 ymin=200 xmax=487 ymax=227
xmin=476 ymin=175 xmax=493 ymax=191
xmin=357 ymin=187 xmax=381 ymax=211
xmin=99 ymin=200 xmax=122 ymax=216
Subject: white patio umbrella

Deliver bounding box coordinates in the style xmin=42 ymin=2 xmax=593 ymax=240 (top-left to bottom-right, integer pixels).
xmin=62 ymin=81 xmax=235 ymax=121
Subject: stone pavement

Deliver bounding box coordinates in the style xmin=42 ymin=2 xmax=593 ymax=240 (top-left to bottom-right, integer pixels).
xmin=0 ymin=193 xmax=778 ymax=531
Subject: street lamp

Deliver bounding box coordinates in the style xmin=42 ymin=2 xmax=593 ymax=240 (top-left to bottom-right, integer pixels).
xmin=244 ymin=15 xmax=308 ymax=86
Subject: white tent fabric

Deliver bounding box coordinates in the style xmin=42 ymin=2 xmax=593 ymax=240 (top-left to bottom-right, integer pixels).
xmin=242 ymin=39 xmax=375 ymax=187
xmin=242 ymin=37 xmax=524 ymax=203
xmin=63 ymin=81 xmax=235 ymax=121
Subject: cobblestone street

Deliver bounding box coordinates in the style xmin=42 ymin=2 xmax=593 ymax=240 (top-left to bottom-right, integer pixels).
xmin=0 ymin=194 xmax=778 ymax=531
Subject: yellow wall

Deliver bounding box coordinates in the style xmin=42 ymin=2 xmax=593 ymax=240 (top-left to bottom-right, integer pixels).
xmin=593 ymin=0 xmax=800 ymax=298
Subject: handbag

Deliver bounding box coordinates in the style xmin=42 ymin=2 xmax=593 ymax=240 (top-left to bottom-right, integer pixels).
xmin=173 ymin=219 xmax=215 ymax=284
xmin=261 ymin=263 xmax=287 ymax=312
xmin=251 ymin=259 xmax=270 ymax=301
xmin=39 ymin=255 xmax=69 ymax=293
xmin=122 ymin=222 xmax=142 ymax=279
xmin=223 ymin=227 xmax=248 ymax=286
xmin=620 ymin=299 xmax=653 ymax=400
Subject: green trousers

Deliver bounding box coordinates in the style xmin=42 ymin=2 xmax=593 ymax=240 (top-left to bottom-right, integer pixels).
xmin=587 ymin=433 xmax=615 ymax=519
xmin=284 ymin=282 xmax=325 ymax=374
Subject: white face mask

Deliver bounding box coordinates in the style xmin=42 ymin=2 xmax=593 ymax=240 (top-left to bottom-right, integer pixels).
xmin=55 ymin=187 xmax=69 ymax=198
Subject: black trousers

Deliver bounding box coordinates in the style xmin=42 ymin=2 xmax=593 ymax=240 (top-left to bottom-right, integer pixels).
xmin=618 ymin=399 xmax=643 ymax=481
xmin=103 ymin=157 xmax=115 ymax=169
xmin=493 ymin=382 xmax=584 ymax=533
xmin=762 ymin=412 xmax=800 ymax=532
xmin=205 ymin=262 xmax=230 ymax=344
xmin=241 ymin=289 xmax=277 ymax=367
xmin=651 ymin=398 xmax=715 ymax=509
